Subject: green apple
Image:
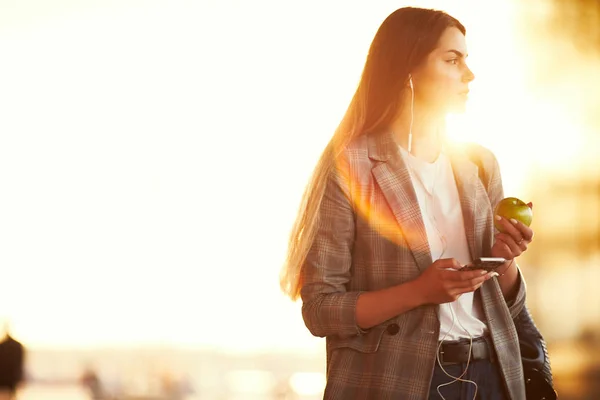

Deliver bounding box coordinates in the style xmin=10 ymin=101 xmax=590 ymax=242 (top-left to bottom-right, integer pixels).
xmin=494 ymin=197 xmax=533 ymax=232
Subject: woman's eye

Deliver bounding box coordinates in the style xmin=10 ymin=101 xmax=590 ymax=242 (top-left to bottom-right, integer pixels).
xmin=447 ymin=59 xmax=459 ymax=65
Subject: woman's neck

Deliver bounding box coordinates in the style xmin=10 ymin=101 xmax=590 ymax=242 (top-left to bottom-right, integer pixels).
xmin=389 ymin=107 xmax=446 ymax=163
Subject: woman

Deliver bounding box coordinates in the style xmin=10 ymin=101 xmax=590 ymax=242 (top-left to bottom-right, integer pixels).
xmin=280 ymin=7 xmax=536 ymax=400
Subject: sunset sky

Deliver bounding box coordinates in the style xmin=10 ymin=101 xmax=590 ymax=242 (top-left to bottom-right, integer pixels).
xmin=0 ymin=0 xmax=591 ymax=350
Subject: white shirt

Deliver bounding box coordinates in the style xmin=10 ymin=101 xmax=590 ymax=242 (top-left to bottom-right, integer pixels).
xmin=399 ymin=146 xmax=488 ymax=341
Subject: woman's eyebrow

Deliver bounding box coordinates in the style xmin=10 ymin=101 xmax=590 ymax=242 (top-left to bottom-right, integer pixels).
xmin=445 ymin=49 xmax=468 ymax=58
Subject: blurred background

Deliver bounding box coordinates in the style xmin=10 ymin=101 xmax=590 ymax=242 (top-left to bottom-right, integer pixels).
xmin=0 ymin=0 xmax=598 ymax=398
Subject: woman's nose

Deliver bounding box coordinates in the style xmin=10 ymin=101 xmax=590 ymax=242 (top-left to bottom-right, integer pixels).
xmin=464 ymin=65 xmax=475 ymax=82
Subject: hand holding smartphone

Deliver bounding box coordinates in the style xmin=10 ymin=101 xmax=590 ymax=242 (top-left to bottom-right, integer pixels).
xmin=460 ymin=257 xmax=506 ymax=272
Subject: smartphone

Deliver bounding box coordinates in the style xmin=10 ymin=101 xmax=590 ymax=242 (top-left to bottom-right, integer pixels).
xmin=460 ymin=257 xmax=506 ymax=272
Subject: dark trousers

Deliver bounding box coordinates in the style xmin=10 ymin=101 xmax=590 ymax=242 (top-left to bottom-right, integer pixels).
xmin=429 ymin=359 xmax=507 ymax=400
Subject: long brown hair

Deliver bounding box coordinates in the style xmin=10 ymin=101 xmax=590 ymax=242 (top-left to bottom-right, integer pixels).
xmin=280 ymin=7 xmax=466 ymax=300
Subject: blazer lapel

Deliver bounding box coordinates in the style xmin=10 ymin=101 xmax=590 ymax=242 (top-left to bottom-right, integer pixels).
xmin=368 ymin=132 xmax=432 ymax=272
xmin=447 ymin=144 xmax=484 ymax=261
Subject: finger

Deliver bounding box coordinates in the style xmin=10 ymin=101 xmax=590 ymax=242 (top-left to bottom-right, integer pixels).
xmin=464 ymin=281 xmax=484 ymax=294
xmin=453 ymin=270 xmax=492 ymax=288
xmin=497 ymin=232 xmax=526 ymax=251
xmin=447 ymin=268 xmax=488 ymax=282
xmin=520 ymin=225 xmax=534 ymax=242
xmin=494 ymin=215 xmax=521 ymax=239
xmin=472 ymin=273 xmax=497 ymax=292
xmin=517 ymin=238 xmax=528 ymax=252
xmin=496 ymin=216 xmax=528 ymax=243
xmin=454 ymin=272 xmax=497 ymax=292
xmin=455 ymin=276 xmax=487 ymax=290
xmin=511 ymin=219 xmax=534 ymax=242
xmin=496 ymin=234 xmax=522 ymax=256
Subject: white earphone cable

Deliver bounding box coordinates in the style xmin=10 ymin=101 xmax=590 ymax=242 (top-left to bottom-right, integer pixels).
xmin=435 ymin=304 xmax=478 ymax=400
xmin=406 ymin=73 xmax=478 ymax=400
xmin=408 ymin=75 xmax=414 ymax=154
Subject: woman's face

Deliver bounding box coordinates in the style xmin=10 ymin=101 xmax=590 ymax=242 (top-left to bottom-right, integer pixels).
xmin=411 ymin=27 xmax=475 ymax=114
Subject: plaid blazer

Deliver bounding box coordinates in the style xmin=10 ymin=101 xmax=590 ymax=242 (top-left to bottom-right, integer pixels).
xmin=300 ymin=131 xmax=527 ymax=399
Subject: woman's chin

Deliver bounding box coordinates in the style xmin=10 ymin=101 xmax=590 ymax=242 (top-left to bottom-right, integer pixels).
xmin=448 ymin=100 xmax=468 ymax=114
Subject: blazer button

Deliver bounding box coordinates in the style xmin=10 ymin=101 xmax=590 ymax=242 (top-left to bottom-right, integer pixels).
xmin=386 ymin=323 xmax=400 ymax=335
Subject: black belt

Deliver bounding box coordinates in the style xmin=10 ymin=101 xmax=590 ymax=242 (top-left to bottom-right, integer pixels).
xmin=437 ymin=336 xmax=494 ymax=364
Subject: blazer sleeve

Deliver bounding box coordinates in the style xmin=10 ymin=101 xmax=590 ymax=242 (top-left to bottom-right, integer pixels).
xmin=300 ymin=152 xmax=365 ymax=339
xmin=482 ymin=147 xmax=527 ymax=318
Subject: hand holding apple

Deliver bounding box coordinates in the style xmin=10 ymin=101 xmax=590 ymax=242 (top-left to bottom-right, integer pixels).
xmin=491 ymin=197 xmax=534 ymax=261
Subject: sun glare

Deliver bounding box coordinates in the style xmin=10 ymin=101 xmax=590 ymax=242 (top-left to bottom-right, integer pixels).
xmin=0 ymin=0 xmax=588 ymax=351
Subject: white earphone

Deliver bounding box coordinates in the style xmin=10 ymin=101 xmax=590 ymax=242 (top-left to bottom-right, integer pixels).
xmin=405 ymin=74 xmax=478 ymax=400
xmin=407 ymin=74 xmax=414 ymax=154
